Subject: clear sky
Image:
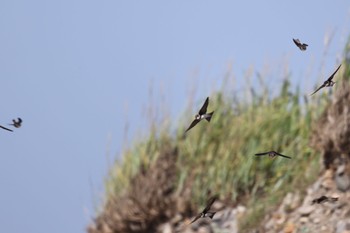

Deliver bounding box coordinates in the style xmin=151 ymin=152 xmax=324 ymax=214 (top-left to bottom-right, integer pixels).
xmin=0 ymin=1 xmax=349 ymax=233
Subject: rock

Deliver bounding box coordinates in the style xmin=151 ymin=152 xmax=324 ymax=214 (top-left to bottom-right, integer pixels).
xmin=335 ymin=165 xmax=350 ymax=192
xmin=298 ymin=206 xmax=315 ymax=216
xmin=336 ymin=220 xmax=347 ymax=233
xmin=236 ymin=205 xmax=246 ymax=215
xmin=283 ymin=192 xmax=300 ymax=213
xmin=337 ymin=164 xmax=346 ymax=175
xmin=212 ymin=207 xmax=240 ymax=233
xmin=336 ymin=220 xmax=350 ymax=233
xmin=159 ymin=223 xmax=173 ymax=233
xmin=283 ymin=193 xmax=294 ymax=206
xmin=313 ymin=218 xmax=320 ymax=224
xmin=299 ymin=217 xmax=309 ymax=224
xmin=325 ymin=228 xmax=333 ymax=233
xmin=170 ymin=214 xmax=182 ymax=224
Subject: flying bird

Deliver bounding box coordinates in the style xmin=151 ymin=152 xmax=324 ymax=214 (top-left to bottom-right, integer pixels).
xmin=190 ymin=195 xmax=217 ymax=224
xmin=255 ymin=151 xmax=291 ymax=159
xmin=293 ymin=38 xmax=308 ymax=51
xmin=185 ymin=97 xmax=214 ymax=133
xmin=9 ymin=118 xmax=22 ymax=128
xmin=310 ymin=64 xmax=342 ymax=96
xmin=0 ymin=125 xmax=13 ymax=132
xmin=311 ymin=196 xmax=338 ymax=205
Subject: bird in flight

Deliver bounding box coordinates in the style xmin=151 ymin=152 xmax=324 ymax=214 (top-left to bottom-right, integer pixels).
xmin=0 ymin=125 xmax=13 ymax=132
xmin=293 ymin=38 xmax=308 ymax=51
xmin=185 ymin=97 xmax=214 ymax=133
xmin=9 ymin=118 xmax=22 ymax=128
xmin=310 ymin=64 xmax=342 ymax=96
xmin=255 ymin=151 xmax=291 ymax=159
xmin=190 ymin=195 xmax=217 ymax=224
xmin=311 ymin=196 xmax=338 ymax=205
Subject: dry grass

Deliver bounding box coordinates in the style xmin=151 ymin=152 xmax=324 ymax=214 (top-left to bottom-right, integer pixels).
xmin=88 ymin=37 xmax=350 ymax=233
xmin=88 ymin=146 xmax=193 ymax=233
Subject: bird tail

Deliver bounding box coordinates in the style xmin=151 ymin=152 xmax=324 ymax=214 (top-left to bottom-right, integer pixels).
xmin=205 ymin=111 xmax=214 ymax=122
xmin=207 ymin=212 xmax=216 ymax=219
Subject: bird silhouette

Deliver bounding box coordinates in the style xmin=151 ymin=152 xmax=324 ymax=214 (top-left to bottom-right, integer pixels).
xmin=310 ymin=64 xmax=342 ymax=96
xmin=255 ymin=151 xmax=291 ymax=159
xmin=185 ymin=97 xmax=214 ymax=133
xmin=311 ymin=195 xmax=338 ymax=205
xmin=190 ymin=195 xmax=217 ymax=224
xmin=293 ymin=38 xmax=308 ymax=51
xmin=9 ymin=118 xmax=22 ymax=128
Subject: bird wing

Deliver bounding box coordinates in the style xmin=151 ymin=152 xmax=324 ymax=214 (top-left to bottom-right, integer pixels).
xmin=203 ymin=195 xmax=217 ymax=213
xmin=327 ymin=64 xmax=342 ymax=81
xmin=0 ymin=125 xmax=13 ymax=132
xmin=190 ymin=214 xmax=202 ymax=224
xmin=185 ymin=119 xmax=200 ymax=133
xmin=293 ymin=38 xmax=301 ymax=46
xmin=18 ymin=118 xmax=22 ymax=123
xmin=312 ymin=196 xmax=327 ymax=204
xmin=310 ymin=83 xmax=326 ymax=96
xmin=198 ymin=97 xmax=209 ymax=115
xmin=275 ymin=152 xmax=291 ymax=159
xmin=254 ymin=152 xmax=270 ymax=156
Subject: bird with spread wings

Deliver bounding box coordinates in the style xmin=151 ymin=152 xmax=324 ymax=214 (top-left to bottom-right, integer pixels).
xmin=255 ymin=151 xmax=291 ymax=159
xmin=310 ymin=64 xmax=342 ymax=96
xmin=190 ymin=195 xmax=217 ymax=224
xmin=185 ymin=97 xmax=214 ymax=133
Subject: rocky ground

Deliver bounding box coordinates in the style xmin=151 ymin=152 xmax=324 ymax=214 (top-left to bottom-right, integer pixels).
xmin=157 ymin=203 xmax=246 ymax=233
xmin=261 ymin=166 xmax=350 ymax=233
xmin=154 ymin=164 xmax=350 ymax=233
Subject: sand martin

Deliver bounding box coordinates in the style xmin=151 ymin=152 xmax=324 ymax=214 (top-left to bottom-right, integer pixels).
xmin=9 ymin=118 xmax=22 ymax=128
xmin=310 ymin=64 xmax=342 ymax=96
xmin=311 ymin=195 xmax=338 ymax=205
xmin=0 ymin=125 xmax=13 ymax=132
xmin=255 ymin=151 xmax=291 ymax=159
xmin=185 ymin=97 xmax=214 ymax=133
xmin=190 ymin=195 xmax=217 ymax=224
xmin=293 ymin=38 xmax=308 ymax=51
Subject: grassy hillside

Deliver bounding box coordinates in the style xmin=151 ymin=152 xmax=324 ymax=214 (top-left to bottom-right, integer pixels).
xmin=91 ymin=39 xmax=349 ymax=232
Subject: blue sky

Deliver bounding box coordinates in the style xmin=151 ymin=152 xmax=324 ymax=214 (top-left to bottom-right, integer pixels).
xmin=0 ymin=1 xmax=349 ymax=233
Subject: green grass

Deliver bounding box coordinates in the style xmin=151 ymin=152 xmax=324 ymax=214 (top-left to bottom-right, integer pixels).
xmin=101 ymin=43 xmax=349 ymax=231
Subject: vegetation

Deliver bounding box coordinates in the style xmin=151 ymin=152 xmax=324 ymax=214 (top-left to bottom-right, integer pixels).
xmin=94 ymin=38 xmax=349 ymax=233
